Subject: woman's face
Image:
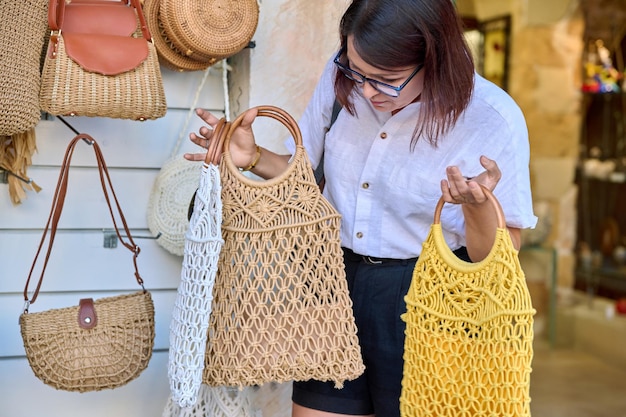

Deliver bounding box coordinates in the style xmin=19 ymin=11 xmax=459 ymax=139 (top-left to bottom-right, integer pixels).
xmin=346 ymin=36 xmax=425 ymax=113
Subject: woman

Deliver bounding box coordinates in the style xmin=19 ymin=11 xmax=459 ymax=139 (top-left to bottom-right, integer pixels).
xmin=186 ymin=0 xmax=537 ymax=415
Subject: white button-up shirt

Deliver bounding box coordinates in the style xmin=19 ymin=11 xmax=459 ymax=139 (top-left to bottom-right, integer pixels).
xmin=286 ymin=57 xmax=537 ymax=259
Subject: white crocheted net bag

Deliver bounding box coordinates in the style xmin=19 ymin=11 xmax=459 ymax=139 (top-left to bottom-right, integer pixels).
xmin=162 ymin=384 xmax=260 ymax=417
xmin=167 ymin=162 xmax=223 ymax=407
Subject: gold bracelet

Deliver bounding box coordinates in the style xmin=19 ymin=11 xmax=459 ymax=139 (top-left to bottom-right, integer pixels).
xmin=241 ymin=145 xmax=262 ymax=172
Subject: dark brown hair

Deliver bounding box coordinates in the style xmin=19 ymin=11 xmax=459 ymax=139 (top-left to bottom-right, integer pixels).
xmin=335 ymin=0 xmax=474 ymax=147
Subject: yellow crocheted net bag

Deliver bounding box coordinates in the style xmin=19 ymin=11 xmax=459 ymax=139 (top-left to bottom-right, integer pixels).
xmin=400 ymin=187 xmax=535 ymax=417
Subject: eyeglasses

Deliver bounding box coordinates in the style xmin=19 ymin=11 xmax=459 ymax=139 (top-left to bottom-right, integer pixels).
xmin=333 ymin=48 xmax=423 ymax=98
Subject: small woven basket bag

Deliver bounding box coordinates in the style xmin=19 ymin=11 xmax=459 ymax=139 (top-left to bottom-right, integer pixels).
xmin=400 ymin=187 xmax=535 ymax=417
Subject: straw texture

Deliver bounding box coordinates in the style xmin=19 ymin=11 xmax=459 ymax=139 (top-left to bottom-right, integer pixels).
xmin=0 ymin=128 xmax=42 ymax=205
xmin=144 ymin=0 xmax=216 ymax=72
xmin=0 ymin=0 xmax=48 ymax=136
xmin=400 ymin=191 xmax=535 ymax=417
xmin=160 ymin=0 xmax=259 ymax=61
xmin=20 ymin=291 xmax=155 ymax=392
xmin=39 ymin=0 xmax=166 ymax=120
xmin=168 ymin=162 xmax=223 ymax=407
xmin=203 ymin=106 xmax=364 ymax=389
xmin=20 ymin=134 xmax=155 ymax=393
xmin=40 ymin=36 xmax=166 ymax=120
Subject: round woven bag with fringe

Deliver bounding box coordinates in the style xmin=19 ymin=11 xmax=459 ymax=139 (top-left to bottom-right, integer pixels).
xmin=400 ymin=186 xmax=535 ymax=417
xmin=147 ymin=156 xmax=202 ymax=256
xmin=160 ymin=0 xmax=259 ymax=62
xmin=147 ymin=68 xmax=212 ymax=256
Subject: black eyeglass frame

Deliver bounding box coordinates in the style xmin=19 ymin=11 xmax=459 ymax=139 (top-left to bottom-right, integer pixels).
xmin=333 ymin=48 xmax=424 ymax=98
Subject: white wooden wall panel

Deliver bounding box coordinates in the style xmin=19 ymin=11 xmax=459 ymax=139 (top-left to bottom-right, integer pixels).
xmin=31 ymin=110 xmax=223 ymax=168
xmin=0 ymin=167 xmax=166 ymax=229
xmin=0 ymin=231 xmax=182 ymax=293
xmin=0 ymin=65 xmax=225 ymax=417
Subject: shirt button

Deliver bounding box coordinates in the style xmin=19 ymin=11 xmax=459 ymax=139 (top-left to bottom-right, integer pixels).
xmin=362 ymin=182 xmax=369 ymax=189
xmin=380 ymin=132 xmax=388 ymax=139
xmin=356 ymin=232 xmax=363 ymax=239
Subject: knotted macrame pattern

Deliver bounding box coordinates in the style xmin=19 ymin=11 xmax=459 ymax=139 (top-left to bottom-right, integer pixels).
xmin=162 ymin=384 xmax=260 ymax=417
xmin=203 ymin=106 xmax=364 ymax=388
xmin=400 ymin=222 xmax=535 ymax=417
xmin=168 ymin=162 xmax=223 ymax=407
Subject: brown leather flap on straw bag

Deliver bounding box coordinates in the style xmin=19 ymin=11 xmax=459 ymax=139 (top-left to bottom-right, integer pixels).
xmin=62 ymin=33 xmax=149 ymax=75
xmin=62 ymin=2 xmax=138 ymax=36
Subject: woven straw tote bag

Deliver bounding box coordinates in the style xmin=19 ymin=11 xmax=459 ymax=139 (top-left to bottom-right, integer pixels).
xmin=19 ymin=134 xmax=155 ymax=392
xmin=203 ymin=105 xmax=364 ymax=388
xmin=400 ymin=187 xmax=535 ymax=417
xmin=167 ymin=118 xmax=227 ymax=407
xmin=39 ymin=0 xmax=167 ymax=120
xmin=0 ymin=0 xmax=48 ymax=136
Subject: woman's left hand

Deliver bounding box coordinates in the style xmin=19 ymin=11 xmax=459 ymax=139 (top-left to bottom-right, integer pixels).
xmin=440 ymin=155 xmax=501 ymax=205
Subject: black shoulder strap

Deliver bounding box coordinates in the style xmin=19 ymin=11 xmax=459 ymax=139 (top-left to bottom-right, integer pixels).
xmin=314 ymin=99 xmax=341 ymax=186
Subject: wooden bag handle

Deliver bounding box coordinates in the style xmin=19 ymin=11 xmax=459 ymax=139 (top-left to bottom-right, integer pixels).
xmin=210 ymin=105 xmax=308 ymax=187
xmin=433 ymin=185 xmax=506 ymax=229
xmin=204 ymin=117 xmax=229 ymax=166
xmin=226 ymin=105 xmax=303 ymax=150
xmin=23 ymin=135 xmax=144 ymax=310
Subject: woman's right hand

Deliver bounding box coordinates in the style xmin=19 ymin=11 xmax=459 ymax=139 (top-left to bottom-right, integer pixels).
xmin=184 ymin=107 xmax=259 ymax=167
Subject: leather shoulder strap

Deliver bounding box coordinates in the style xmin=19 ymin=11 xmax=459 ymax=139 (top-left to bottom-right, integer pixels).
xmin=23 ymin=135 xmax=144 ymax=308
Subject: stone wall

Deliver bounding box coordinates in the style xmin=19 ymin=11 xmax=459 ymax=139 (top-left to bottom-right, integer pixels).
xmin=467 ymin=0 xmax=586 ymax=302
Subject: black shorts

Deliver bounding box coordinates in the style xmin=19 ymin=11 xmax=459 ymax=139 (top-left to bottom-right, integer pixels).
xmin=292 ymin=246 xmax=470 ymax=416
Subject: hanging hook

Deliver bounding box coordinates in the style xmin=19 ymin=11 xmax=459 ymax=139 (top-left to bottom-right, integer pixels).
xmin=56 ymin=115 xmax=94 ymax=145
xmin=0 ymin=166 xmax=35 ymax=185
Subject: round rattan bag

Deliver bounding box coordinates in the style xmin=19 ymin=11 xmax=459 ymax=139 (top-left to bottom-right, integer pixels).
xmin=144 ymin=0 xmax=216 ymax=72
xmin=160 ymin=0 xmax=259 ymax=61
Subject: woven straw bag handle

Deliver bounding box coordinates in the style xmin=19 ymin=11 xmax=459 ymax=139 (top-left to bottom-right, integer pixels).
xmin=433 ymin=185 xmax=506 ymax=229
xmin=48 ymin=0 xmax=152 ymax=41
xmin=23 ymin=135 xmax=144 ymax=308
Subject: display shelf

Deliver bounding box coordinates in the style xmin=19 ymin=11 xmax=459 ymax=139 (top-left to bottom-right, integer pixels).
xmin=575 ymin=90 xmax=626 ymax=299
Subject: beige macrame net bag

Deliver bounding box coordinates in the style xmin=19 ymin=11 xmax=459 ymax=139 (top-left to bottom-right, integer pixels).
xmin=203 ymin=105 xmax=364 ymax=388
xmin=400 ymin=187 xmax=535 ymax=417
